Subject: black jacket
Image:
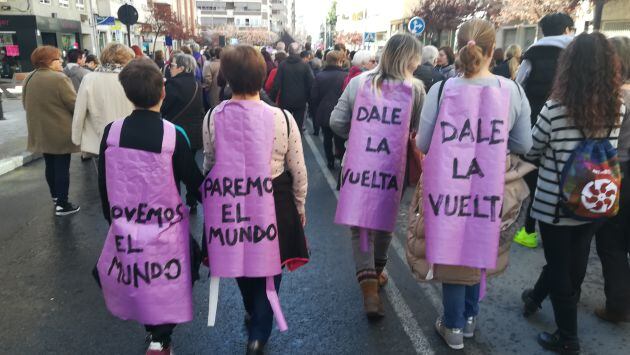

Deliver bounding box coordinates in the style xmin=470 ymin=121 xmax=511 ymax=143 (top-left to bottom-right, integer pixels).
xmin=522 ymin=46 xmax=564 ymax=125
xmin=161 ymin=72 xmax=206 ymax=150
xmin=492 ymin=60 xmax=511 ymax=79
xmin=270 ymin=56 xmax=314 ymax=110
xmin=413 ymin=63 xmax=445 ymax=93
xmin=310 ymin=66 xmax=346 ymax=128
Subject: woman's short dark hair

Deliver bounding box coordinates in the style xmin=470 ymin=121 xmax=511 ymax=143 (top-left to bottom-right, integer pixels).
xmin=119 ymin=58 xmax=164 ymax=108
xmin=275 ymin=51 xmax=288 ymax=64
xmin=439 ymin=46 xmax=455 ymax=66
xmin=552 ymin=32 xmax=622 ymax=134
xmin=66 ymin=49 xmax=83 ymax=63
xmin=220 ymin=45 xmax=266 ymax=95
xmin=539 ymin=13 xmax=574 ymax=37
xmin=86 ymin=54 xmax=99 ymax=65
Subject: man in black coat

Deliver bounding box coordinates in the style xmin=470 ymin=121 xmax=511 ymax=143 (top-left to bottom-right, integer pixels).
xmin=270 ymin=42 xmax=314 ymax=131
xmin=413 ymin=45 xmax=445 ymax=93
xmin=310 ymin=50 xmax=347 ymax=169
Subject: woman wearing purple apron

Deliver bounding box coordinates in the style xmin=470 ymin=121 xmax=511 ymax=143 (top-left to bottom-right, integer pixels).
xmin=416 ymin=20 xmax=533 ymax=350
xmin=201 ymin=45 xmax=309 ymax=355
xmin=95 ymin=59 xmax=204 ymax=355
xmin=330 ymin=33 xmax=426 ymax=320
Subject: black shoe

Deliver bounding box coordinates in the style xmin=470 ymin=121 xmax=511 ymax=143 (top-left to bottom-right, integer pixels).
xmin=189 ymin=204 xmax=197 ymax=215
xmin=522 ymin=289 xmax=541 ymax=317
xmin=55 ymin=202 xmax=80 ymax=216
xmin=537 ymin=331 xmax=580 ymax=354
xmin=246 ymin=340 xmax=265 ymax=355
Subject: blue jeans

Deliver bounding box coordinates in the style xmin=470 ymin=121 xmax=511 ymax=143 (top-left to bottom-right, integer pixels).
xmin=442 ymin=283 xmax=480 ymax=329
xmin=236 ymin=275 xmax=282 ymax=342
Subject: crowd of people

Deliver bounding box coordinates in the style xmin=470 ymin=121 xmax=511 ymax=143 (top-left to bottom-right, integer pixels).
xmin=20 ymin=10 xmax=629 ymax=355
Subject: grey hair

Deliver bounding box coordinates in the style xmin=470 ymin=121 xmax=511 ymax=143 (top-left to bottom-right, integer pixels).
xmin=352 ymin=50 xmax=375 ymax=67
xmin=422 ymin=45 xmax=439 ymax=65
xmin=173 ymin=53 xmax=197 ymax=73
xmin=369 ymin=33 xmax=422 ymax=90
xmin=288 ymin=42 xmax=301 ymax=56
xmin=190 ymin=43 xmax=200 ymax=52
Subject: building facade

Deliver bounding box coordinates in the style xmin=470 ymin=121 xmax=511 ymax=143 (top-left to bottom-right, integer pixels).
xmin=196 ymin=0 xmax=271 ymax=30
xmin=0 ymin=0 xmax=94 ymax=73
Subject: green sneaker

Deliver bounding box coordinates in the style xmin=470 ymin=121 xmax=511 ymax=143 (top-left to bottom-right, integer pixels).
xmin=514 ymin=227 xmax=538 ymax=248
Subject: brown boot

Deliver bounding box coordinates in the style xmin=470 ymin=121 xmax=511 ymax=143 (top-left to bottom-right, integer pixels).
xmin=595 ymin=307 xmax=630 ymax=323
xmin=360 ymin=279 xmax=384 ymax=320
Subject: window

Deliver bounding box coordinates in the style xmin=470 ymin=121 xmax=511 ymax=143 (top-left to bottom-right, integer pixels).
xmin=76 ymin=0 xmax=85 ymax=9
xmin=58 ymin=0 xmax=69 ymax=7
xmin=40 ymin=0 xmax=51 ymax=4
xmin=502 ymin=28 xmax=517 ymax=49
xmin=245 ymin=18 xmax=250 ymax=26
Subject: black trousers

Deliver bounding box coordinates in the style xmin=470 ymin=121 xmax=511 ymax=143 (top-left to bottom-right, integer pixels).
xmin=321 ymin=127 xmax=335 ymax=164
xmin=523 ymin=169 xmax=539 ymax=233
xmin=539 ymin=221 xmax=601 ymax=339
xmin=237 ymin=275 xmax=282 ymax=343
xmin=145 ymin=324 xmax=175 ymax=346
xmin=287 ymin=107 xmax=306 ymax=132
xmin=185 ymin=149 xmax=199 ymax=207
xmin=43 ymin=153 xmax=71 ymax=204
xmin=596 ymin=168 xmax=630 ymax=314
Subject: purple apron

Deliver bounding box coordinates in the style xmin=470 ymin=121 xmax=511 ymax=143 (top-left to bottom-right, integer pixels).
xmin=422 ymin=78 xmax=510 ymax=291
xmin=201 ymin=100 xmax=286 ymax=330
xmin=97 ymin=119 xmax=193 ymax=325
xmin=335 ymin=78 xmax=413 ymax=251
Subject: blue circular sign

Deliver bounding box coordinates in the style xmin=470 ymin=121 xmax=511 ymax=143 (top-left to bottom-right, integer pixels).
xmin=408 ymin=16 xmax=426 ymax=35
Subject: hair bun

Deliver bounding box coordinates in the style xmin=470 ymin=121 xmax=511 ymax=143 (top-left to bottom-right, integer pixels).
xmin=467 ymin=40 xmax=476 ymax=47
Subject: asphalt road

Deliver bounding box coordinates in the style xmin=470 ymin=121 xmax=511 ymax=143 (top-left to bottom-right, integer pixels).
xmin=0 ymin=127 xmax=628 ymax=354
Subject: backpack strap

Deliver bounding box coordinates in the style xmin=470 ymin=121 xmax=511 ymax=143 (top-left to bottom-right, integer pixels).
xmin=280 ymin=108 xmax=291 ymax=137
xmin=437 ymin=78 xmax=449 ymax=102
xmin=550 ymin=148 xmax=564 ymax=224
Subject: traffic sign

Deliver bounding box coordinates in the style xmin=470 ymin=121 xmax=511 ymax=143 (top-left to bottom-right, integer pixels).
xmin=364 ymin=32 xmax=376 ymax=43
xmin=408 ymin=16 xmax=426 ymax=35
xmin=117 ymin=4 xmax=139 ymax=26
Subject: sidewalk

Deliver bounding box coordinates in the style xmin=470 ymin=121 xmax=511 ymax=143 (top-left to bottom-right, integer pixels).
xmin=0 ymin=95 xmax=40 ymax=176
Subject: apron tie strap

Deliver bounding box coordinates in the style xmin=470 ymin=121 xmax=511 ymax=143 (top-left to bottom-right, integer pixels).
xmin=359 ymin=228 xmax=369 ymax=253
xmin=207 ymin=276 xmax=220 ymax=327
xmin=266 ymin=276 xmax=288 ymax=331
xmin=479 ymin=269 xmax=487 ymax=300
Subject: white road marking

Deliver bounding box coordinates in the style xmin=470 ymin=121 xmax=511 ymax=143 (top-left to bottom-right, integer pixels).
xmin=304 ymin=133 xmax=435 ymax=355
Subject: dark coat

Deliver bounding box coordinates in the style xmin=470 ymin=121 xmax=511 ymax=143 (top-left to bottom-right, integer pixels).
xmin=413 ymin=63 xmax=445 ymax=93
xmin=161 ymin=72 xmax=205 ymax=150
xmin=270 ymin=56 xmax=314 ymax=110
xmin=492 ymin=60 xmax=511 ymax=79
xmin=310 ymin=65 xmax=346 ymax=128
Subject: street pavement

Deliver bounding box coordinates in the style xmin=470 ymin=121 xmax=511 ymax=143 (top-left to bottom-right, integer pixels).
xmin=0 ymin=122 xmax=628 ymax=354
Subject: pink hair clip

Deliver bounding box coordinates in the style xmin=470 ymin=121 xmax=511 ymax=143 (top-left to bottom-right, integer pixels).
xmin=467 ymin=40 xmax=476 ymax=47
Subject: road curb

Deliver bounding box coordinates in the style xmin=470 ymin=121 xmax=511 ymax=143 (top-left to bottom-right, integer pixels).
xmin=0 ymin=151 xmax=41 ymax=176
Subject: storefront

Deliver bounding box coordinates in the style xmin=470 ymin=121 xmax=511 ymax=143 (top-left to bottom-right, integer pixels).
xmin=0 ymin=15 xmax=83 ymax=75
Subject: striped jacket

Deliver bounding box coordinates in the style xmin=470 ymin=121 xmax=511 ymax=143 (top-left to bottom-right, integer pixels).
xmin=525 ymin=100 xmax=626 ymax=226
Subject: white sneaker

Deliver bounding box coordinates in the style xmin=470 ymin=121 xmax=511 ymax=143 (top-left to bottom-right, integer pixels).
xmin=435 ymin=317 xmax=464 ymax=350
xmin=463 ymin=316 xmax=476 ymax=338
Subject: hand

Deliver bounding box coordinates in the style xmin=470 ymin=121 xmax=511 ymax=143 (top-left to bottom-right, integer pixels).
xmin=299 ymin=213 xmax=307 ymax=227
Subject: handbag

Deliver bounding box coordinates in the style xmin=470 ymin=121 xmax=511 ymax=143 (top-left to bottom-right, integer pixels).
xmin=407 ymin=131 xmax=424 ymax=186
xmin=171 ymin=82 xmax=199 ymax=123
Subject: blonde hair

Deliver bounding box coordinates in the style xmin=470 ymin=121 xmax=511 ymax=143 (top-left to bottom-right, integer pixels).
xmin=100 ymin=43 xmax=135 ymax=66
xmin=370 ymin=33 xmax=421 ymax=90
xmin=505 ymin=44 xmax=522 ymax=80
xmin=457 ymin=19 xmax=496 ymax=78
